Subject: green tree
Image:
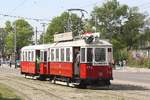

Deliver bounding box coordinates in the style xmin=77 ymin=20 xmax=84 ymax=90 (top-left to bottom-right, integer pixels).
xmin=5 ymin=32 xmax=14 ymax=55
xmin=90 ymin=0 xmax=146 ymax=60
xmin=5 ymin=19 xmax=34 ymax=55
xmin=121 ymin=7 xmax=145 ymax=50
xmin=3 ymin=21 xmax=13 ymax=56
xmin=91 ymin=0 xmax=128 ymax=40
xmin=5 ymin=21 xmax=13 ymax=33
xmin=0 ymin=28 xmax=7 ymax=58
xmin=0 ymin=21 xmax=13 ymax=58
xmin=90 ymin=0 xmax=146 ymax=50
xmin=43 ymin=12 xmax=80 ymax=43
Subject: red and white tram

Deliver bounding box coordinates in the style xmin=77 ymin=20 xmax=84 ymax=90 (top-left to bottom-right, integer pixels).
xmin=20 ymin=34 xmax=113 ymax=87
xmin=20 ymin=44 xmax=49 ymax=77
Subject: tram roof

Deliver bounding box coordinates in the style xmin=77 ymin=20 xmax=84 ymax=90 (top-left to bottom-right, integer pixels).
xmin=21 ymin=44 xmax=51 ymax=51
xmin=21 ymin=39 xmax=112 ymax=51
xmin=51 ymin=39 xmax=112 ymax=47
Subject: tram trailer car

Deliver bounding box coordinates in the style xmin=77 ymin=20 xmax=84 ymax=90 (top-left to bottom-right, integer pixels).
xmin=20 ymin=44 xmax=50 ymax=79
xmin=20 ymin=39 xmax=113 ymax=87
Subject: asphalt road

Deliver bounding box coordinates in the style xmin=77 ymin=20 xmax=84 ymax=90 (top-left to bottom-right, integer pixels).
xmin=113 ymin=70 xmax=150 ymax=85
xmin=1 ymin=65 xmax=150 ymax=100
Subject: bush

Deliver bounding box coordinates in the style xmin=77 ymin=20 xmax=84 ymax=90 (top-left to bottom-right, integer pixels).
xmin=127 ymin=51 xmax=150 ymax=68
xmin=144 ymin=59 xmax=150 ymax=68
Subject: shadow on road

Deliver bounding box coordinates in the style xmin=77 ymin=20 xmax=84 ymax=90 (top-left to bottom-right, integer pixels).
xmin=87 ymin=84 xmax=149 ymax=91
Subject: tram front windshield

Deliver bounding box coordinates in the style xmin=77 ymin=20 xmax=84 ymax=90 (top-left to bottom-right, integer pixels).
xmin=81 ymin=48 xmax=106 ymax=65
xmin=94 ymin=48 xmax=106 ymax=63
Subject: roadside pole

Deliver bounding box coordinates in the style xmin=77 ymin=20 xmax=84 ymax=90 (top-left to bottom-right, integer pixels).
xmin=14 ymin=22 xmax=16 ymax=68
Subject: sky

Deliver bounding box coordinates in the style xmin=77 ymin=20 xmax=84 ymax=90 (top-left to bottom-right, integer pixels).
xmin=0 ymin=0 xmax=150 ymax=32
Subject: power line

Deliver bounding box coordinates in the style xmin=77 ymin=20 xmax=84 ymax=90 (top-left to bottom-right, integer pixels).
xmin=10 ymin=0 xmax=28 ymax=13
xmin=78 ymin=0 xmax=105 ymax=9
xmin=0 ymin=13 xmax=50 ymax=22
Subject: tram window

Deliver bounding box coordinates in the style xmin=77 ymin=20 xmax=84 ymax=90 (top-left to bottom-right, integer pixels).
xmin=108 ymin=48 xmax=112 ymax=52
xmin=30 ymin=51 xmax=31 ymax=61
xmin=48 ymin=49 xmax=50 ymax=61
xmin=30 ymin=51 xmax=32 ymax=61
xmin=87 ymin=48 xmax=93 ymax=63
xmin=81 ymin=48 xmax=85 ymax=62
xmin=22 ymin=52 xmax=25 ymax=61
xmin=51 ymin=49 xmax=54 ymax=61
xmin=66 ymin=48 xmax=70 ymax=62
xmin=23 ymin=52 xmax=25 ymax=61
xmin=22 ymin=52 xmax=24 ymax=61
xmin=24 ymin=52 xmax=25 ymax=61
xmin=23 ymin=52 xmax=26 ymax=61
xmin=95 ymin=48 xmax=106 ymax=62
xmin=32 ymin=51 xmax=34 ymax=61
xmin=40 ymin=51 xmax=44 ymax=61
xmin=28 ymin=51 xmax=30 ymax=61
xmin=25 ymin=52 xmax=27 ymax=61
xmin=44 ymin=51 xmax=47 ymax=61
xmin=60 ymin=48 xmax=64 ymax=62
xmin=56 ymin=49 xmax=59 ymax=61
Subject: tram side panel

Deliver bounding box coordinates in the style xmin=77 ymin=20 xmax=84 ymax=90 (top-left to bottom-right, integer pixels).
xmin=80 ymin=64 xmax=113 ymax=80
xmin=40 ymin=62 xmax=48 ymax=75
xmin=21 ymin=61 xmax=37 ymax=74
xmin=21 ymin=61 xmax=28 ymax=74
xmin=28 ymin=62 xmax=37 ymax=74
xmin=49 ymin=62 xmax=73 ymax=78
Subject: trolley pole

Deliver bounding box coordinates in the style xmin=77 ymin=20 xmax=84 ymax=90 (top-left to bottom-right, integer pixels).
xmin=35 ymin=27 xmax=38 ymax=45
xmin=14 ymin=22 xmax=17 ymax=68
xmin=40 ymin=23 xmax=48 ymax=44
xmin=94 ymin=14 xmax=97 ymax=32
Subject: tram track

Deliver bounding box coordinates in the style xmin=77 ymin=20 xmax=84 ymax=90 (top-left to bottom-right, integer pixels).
xmin=0 ymin=67 xmax=150 ymax=100
xmin=0 ymin=74 xmax=65 ymax=100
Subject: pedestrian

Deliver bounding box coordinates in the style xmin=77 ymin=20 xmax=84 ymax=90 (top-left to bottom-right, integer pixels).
xmin=9 ymin=60 xmax=12 ymax=68
xmin=0 ymin=59 xmax=1 ymax=67
xmin=74 ymin=49 xmax=80 ymax=77
xmin=123 ymin=60 xmax=126 ymax=67
xmin=119 ymin=60 xmax=121 ymax=67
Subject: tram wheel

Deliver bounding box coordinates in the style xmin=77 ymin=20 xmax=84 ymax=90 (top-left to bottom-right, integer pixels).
xmin=66 ymin=78 xmax=70 ymax=86
xmin=39 ymin=75 xmax=47 ymax=81
xmin=78 ymin=80 xmax=87 ymax=89
xmin=53 ymin=76 xmax=56 ymax=84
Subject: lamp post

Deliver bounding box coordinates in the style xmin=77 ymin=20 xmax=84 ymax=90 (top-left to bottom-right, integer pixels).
xmin=14 ymin=22 xmax=17 ymax=68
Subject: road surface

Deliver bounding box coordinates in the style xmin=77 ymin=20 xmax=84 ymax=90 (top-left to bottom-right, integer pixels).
xmin=114 ymin=71 xmax=150 ymax=84
xmin=0 ymin=65 xmax=150 ymax=100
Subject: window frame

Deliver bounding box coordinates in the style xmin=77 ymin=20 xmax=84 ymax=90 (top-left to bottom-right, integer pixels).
xmin=47 ymin=48 xmax=50 ymax=61
xmin=40 ymin=50 xmax=44 ymax=62
xmin=81 ymin=48 xmax=86 ymax=63
xmin=93 ymin=47 xmax=109 ymax=65
xmin=94 ymin=48 xmax=106 ymax=64
xmin=25 ymin=51 xmax=28 ymax=61
xmin=60 ymin=48 xmax=65 ymax=62
xmin=56 ymin=48 xmax=60 ymax=62
xmin=21 ymin=51 xmax=24 ymax=61
xmin=50 ymin=48 xmax=55 ymax=62
xmin=65 ymin=47 xmax=72 ymax=62
xmin=31 ymin=51 xmax=35 ymax=62
xmin=80 ymin=47 xmax=108 ymax=65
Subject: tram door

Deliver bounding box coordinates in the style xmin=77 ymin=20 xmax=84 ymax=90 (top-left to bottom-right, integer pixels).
xmin=36 ymin=50 xmax=40 ymax=73
xmin=73 ymin=47 xmax=80 ymax=77
xmin=43 ymin=51 xmax=48 ymax=74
